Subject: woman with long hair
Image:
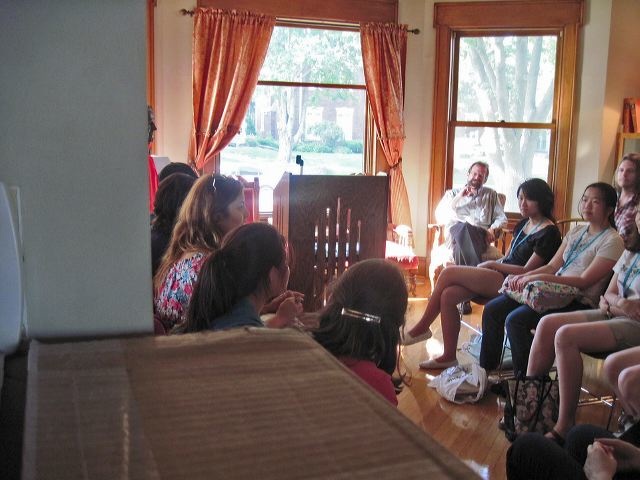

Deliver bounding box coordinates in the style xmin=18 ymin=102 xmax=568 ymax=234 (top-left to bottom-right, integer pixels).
xmin=151 ymin=172 xmax=196 ymax=276
xmin=403 ymin=179 xmax=562 ymax=370
xmin=313 ymin=259 xmax=408 ymax=405
xmin=479 ymin=182 xmax=624 ymax=376
xmin=184 ymin=223 xmax=302 ymax=332
xmin=153 ymin=174 xmax=247 ymax=332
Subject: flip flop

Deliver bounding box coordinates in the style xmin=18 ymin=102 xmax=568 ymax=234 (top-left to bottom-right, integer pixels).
xmin=546 ymin=429 xmax=565 ymax=446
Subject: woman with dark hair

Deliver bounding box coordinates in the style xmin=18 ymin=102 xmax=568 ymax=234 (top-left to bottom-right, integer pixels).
xmin=185 ymin=223 xmax=302 ymax=332
xmin=403 ymin=179 xmax=562 ymax=370
xmin=479 ymin=182 xmax=624 ymax=376
xmin=151 ymin=173 xmax=196 ymax=276
xmin=313 ymin=259 xmax=408 ymax=405
xmin=158 ymin=162 xmax=198 ymax=183
xmin=153 ymin=174 xmax=247 ymax=332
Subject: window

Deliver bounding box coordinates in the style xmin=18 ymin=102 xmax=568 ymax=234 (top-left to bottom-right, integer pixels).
xmin=429 ymin=1 xmax=583 ymax=223
xmin=452 ymin=34 xmax=557 ymax=212
xmin=220 ymin=26 xmax=368 ymax=214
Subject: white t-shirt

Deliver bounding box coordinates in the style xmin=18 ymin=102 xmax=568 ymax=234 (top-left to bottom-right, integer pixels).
xmin=558 ymin=225 xmax=624 ymax=306
xmin=614 ymin=250 xmax=640 ymax=300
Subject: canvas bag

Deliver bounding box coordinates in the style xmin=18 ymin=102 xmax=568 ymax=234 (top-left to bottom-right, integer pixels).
xmin=499 ymin=276 xmax=579 ymax=313
xmin=428 ymin=363 xmax=488 ymax=404
xmin=501 ymin=374 xmax=560 ymax=442
xmin=461 ymin=333 xmax=512 ymax=369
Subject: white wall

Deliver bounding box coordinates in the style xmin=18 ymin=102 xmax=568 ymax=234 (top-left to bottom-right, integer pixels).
xmin=0 ymin=0 xmax=152 ymax=338
xmin=572 ymin=0 xmax=612 ymax=216
xmin=154 ymin=0 xmax=194 ymax=164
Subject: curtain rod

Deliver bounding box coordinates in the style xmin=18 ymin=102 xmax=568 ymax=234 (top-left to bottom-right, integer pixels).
xmin=178 ymin=9 xmax=420 ymax=34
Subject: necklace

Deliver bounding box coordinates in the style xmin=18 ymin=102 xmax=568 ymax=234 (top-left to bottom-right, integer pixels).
xmin=507 ymin=219 xmax=544 ymax=258
xmin=557 ymin=226 xmax=609 ymax=275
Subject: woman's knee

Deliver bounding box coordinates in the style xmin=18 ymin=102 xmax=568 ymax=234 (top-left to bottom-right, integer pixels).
xmin=618 ymin=365 xmax=640 ymax=402
xmin=441 ymin=286 xmax=460 ymax=308
xmin=603 ymin=351 xmax=628 ymax=387
xmin=534 ymin=314 xmax=562 ymax=344
xmin=554 ymin=324 xmax=575 ymax=351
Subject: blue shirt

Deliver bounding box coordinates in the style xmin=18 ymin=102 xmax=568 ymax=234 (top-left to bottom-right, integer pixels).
xmin=210 ymin=297 xmax=264 ymax=331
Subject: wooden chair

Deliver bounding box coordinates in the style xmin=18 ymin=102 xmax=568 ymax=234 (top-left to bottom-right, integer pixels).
xmin=428 ymin=193 xmax=507 ymax=292
xmin=555 ymin=217 xmax=587 ymax=236
xmin=239 ymin=176 xmax=260 ymax=223
xmin=385 ymin=224 xmax=419 ymax=296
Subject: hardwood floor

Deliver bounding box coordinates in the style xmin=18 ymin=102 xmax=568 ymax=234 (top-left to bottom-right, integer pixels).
xmin=396 ymin=278 xmax=619 ymax=480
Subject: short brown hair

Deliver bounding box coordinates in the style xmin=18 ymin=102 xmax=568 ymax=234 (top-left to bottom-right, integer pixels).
xmin=468 ymin=161 xmax=490 ymax=178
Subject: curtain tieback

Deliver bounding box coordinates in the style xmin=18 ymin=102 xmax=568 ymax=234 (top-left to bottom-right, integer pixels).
xmin=390 ymin=158 xmax=403 ymax=169
xmin=196 ymin=125 xmax=241 ymax=138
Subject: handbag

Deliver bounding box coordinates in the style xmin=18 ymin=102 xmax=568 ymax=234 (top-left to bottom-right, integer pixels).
xmin=501 ymin=374 xmax=560 ymax=442
xmin=499 ymin=277 xmax=579 ymax=313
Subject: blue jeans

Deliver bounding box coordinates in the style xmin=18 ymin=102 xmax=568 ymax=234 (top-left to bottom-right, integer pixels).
xmin=479 ymin=294 xmax=588 ymax=375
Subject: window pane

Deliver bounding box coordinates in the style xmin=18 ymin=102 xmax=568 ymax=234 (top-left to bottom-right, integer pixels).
xmin=452 ymin=126 xmax=550 ymax=212
xmin=259 ymin=27 xmax=365 ymax=85
xmin=221 ymin=85 xmax=366 ymax=212
xmin=457 ymin=35 xmax=557 ymax=123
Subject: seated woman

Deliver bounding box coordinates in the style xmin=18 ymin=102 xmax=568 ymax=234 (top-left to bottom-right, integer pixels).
xmin=153 ymin=174 xmax=247 ymax=332
xmin=151 ymin=172 xmax=196 ymax=276
xmin=313 ymin=259 xmax=408 ymax=405
xmin=184 ymin=222 xmax=302 ymax=332
xmin=525 ymin=210 xmax=640 ymax=442
xmin=480 ymin=182 xmax=624 ymax=376
xmin=403 ymin=178 xmax=562 ymax=369
xmin=507 ymin=346 xmax=640 ymax=480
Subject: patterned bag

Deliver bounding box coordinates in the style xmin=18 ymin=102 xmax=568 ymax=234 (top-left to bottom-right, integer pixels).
xmin=499 ymin=277 xmax=579 ymax=313
xmin=501 ymin=374 xmax=560 ymax=442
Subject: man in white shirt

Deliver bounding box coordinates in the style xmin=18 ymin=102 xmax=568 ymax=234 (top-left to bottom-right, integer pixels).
xmin=435 ymin=161 xmax=507 ymax=290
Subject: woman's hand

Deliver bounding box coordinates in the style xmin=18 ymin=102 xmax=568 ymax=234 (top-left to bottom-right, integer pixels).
xmin=478 ymin=260 xmax=499 ymax=270
xmin=511 ymin=274 xmax=537 ymax=292
xmin=268 ymin=296 xmax=304 ymax=329
xmin=595 ymin=438 xmax=640 ymax=472
xmin=584 ymin=441 xmax=617 ymax=480
xmin=617 ymin=298 xmax=640 ymax=321
xmin=506 ymin=274 xmax=525 ymax=290
xmin=599 ymin=295 xmax=610 ymax=314
xmin=261 ymin=290 xmax=304 ymax=314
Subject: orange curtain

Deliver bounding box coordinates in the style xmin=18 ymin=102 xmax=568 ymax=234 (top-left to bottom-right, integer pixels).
xmin=188 ymin=9 xmax=275 ymax=172
xmin=360 ymin=22 xmax=412 ymax=228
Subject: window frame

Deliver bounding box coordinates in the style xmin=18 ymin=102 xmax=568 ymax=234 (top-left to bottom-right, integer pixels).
xmin=428 ymin=0 xmax=583 ymax=231
xmin=215 ymin=22 xmax=379 ymax=186
xmin=449 ymin=30 xmax=559 ymax=215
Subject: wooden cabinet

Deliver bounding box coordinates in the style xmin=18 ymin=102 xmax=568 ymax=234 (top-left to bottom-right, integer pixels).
xmin=273 ymin=173 xmax=388 ymax=310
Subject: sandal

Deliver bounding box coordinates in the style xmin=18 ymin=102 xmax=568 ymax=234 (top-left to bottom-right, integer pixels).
xmin=546 ymin=429 xmax=565 ymax=446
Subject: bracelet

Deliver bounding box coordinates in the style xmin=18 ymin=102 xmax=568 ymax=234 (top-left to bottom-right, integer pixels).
xmin=606 ymin=304 xmax=613 ymax=319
